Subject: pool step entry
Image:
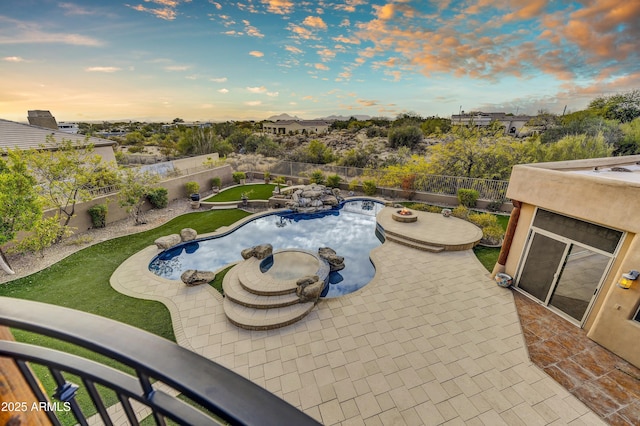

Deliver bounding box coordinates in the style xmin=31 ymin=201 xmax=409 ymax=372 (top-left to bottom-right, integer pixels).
xmin=222 ymin=250 xmax=330 ymax=330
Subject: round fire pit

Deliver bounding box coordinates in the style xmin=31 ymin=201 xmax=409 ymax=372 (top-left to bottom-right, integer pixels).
xmin=392 ymin=208 xmax=418 ymax=223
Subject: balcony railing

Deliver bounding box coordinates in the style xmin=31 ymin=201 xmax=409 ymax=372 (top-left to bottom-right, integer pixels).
xmin=0 ymin=297 xmax=320 ymax=426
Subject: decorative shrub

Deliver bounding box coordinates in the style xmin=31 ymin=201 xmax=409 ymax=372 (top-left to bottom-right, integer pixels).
xmin=400 ymin=174 xmax=417 ymax=200
xmin=348 ymin=179 xmax=360 ymax=192
xmin=326 ymin=174 xmax=342 ymax=188
xmin=408 ymin=203 xmax=441 ymax=213
xmin=487 ymin=199 xmax=505 ymax=212
xmin=232 ymin=171 xmax=246 ymax=184
xmin=88 ymin=204 xmax=108 ymax=228
xmin=263 ymin=171 xmax=271 ymax=182
xmin=457 ymin=188 xmax=479 ymax=207
xmin=309 ymin=170 xmax=326 ymax=185
xmin=185 ymin=181 xmax=200 ymax=196
xmin=211 ymin=176 xmax=222 ymax=190
xmin=481 ymin=225 xmax=504 ymax=245
xmin=362 ymin=180 xmax=377 ymax=196
xmin=468 ymin=212 xmax=499 ymax=229
xmin=451 ymin=205 xmax=469 ymax=219
xmin=147 ymin=187 xmax=168 ymax=209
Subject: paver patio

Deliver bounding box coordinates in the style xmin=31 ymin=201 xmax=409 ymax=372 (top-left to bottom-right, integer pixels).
xmin=111 ymin=237 xmax=605 ymax=425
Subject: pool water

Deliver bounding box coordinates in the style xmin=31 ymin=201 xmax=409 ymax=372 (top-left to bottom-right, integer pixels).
xmin=149 ymin=200 xmax=385 ymax=298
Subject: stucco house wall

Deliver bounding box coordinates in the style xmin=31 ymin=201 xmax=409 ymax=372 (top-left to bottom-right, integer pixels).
xmin=502 ymin=155 xmax=640 ymax=368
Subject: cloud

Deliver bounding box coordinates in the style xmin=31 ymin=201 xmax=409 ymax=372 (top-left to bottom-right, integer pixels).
xmin=357 ymin=99 xmax=378 ymax=107
xmin=267 ymin=91 xmax=279 ymax=97
xmin=58 ymin=2 xmax=97 ymax=15
xmin=285 ymin=45 xmax=303 ymax=54
xmin=302 ymin=16 xmax=327 ymax=29
xmin=210 ymin=77 xmax=228 ymax=83
xmin=261 ymin=0 xmax=294 ymax=15
xmin=288 ymin=24 xmax=314 ymax=40
xmin=335 ymin=0 xmax=367 ymax=13
xmin=242 ymin=20 xmax=264 ymax=38
xmin=164 ymin=65 xmax=189 ymax=71
xmin=3 ymin=56 xmax=26 ymax=62
xmin=317 ymin=48 xmax=336 ymax=62
xmin=247 ymin=86 xmax=267 ymax=93
xmin=339 ymin=19 xmax=351 ymax=27
xmin=332 ymin=35 xmax=360 ymax=44
xmin=210 ymin=1 xmax=222 ymax=9
xmin=128 ymin=4 xmax=178 ymax=21
xmin=315 ymin=63 xmax=329 ymax=70
xmin=249 ymin=50 xmax=264 ymax=57
xmin=0 ymin=17 xmax=104 ymax=46
xmin=85 ymin=66 xmax=122 ymax=73
xmin=245 ymin=100 xmax=262 ymax=106
xmin=218 ymin=88 xmax=229 ymax=93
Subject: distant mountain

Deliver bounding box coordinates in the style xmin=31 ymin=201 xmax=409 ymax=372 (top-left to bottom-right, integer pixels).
xmin=265 ymin=113 xmax=301 ymax=121
xmin=317 ymin=114 xmax=371 ymax=121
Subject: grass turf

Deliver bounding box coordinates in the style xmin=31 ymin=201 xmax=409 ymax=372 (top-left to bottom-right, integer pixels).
xmin=201 ymin=184 xmax=278 ymax=202
xmin=1 ymin=209 xmax=250 ymax=424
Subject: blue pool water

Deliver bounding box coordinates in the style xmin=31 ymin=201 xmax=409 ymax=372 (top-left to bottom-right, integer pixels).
xmin=149 ymin=200 xmax=385 ymax=298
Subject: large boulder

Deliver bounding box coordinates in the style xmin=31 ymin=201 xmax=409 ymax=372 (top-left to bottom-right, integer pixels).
xmin=181 ymin=270 xmax=216 ymax=286
xmin=241 ymin=244 xmax=273 ymax=260
xmin=180 ymin=228 xmax=197 ymax=242
xmin=296 ymin=275 xmax=324 ymax=303
xmin=154 ymin=234 xmax=181 ymax=250
xmin=318 ymin=247 xmax=345 ymax=272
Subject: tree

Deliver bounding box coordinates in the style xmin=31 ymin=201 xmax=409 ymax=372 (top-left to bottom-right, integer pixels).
xmin=288 ymin=140 xmax=335 ymax=164
xmin=616 ymin=117 xmax=640 ymax=155
xmin=387 ymin=125 xmax=423 ymax=149
xmin=588 ymin=90 xmax=640 ymax=123
xmin=117 ymin=168 xmax=160 ymax=225
xmin=421 ymin=117 xmax=452 ymax=136
xmin=542 ymin=133 xmax=613 ymax=162
xmin=0 ymin=150 xmax=42 ymax=274
xmin=25 ymin=137 xmax=111 ymax=239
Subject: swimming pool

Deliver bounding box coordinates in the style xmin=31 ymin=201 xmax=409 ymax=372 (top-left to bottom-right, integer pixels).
xmin=149 ymin=200 xmax=385 ymax=298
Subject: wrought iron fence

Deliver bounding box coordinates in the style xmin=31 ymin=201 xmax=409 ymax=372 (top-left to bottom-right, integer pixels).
xmin=254 ymin=161 xmax=509 ymax=201
xmin=0 ymin=297 xmax=320 ymax=426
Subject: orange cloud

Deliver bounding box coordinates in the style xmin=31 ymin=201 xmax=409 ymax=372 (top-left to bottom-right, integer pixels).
xmin=262 ymin=0 xmax=294 ymax=15
xmin=315 ymin=63 xmax=329 ymax=70
xmin=302 ymin=16 xmax=327 ymax=29
xmin=249 ymin=51 xmax=264 ymax=57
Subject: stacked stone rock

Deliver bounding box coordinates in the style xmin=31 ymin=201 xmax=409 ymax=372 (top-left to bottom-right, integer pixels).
xmin=284 ymin=184 xmax=342 ymax=213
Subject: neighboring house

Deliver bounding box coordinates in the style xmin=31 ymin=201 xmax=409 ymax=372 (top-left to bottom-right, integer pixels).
xmin=496 ymin=154 xmax=640 ymax=368
xmin=262 ymin=120 xmax=331 ymax=135
xmin=451 ymin=112 xmax=535 ymax=137
xmin=0 ymin=118 xmax=118 ymax=165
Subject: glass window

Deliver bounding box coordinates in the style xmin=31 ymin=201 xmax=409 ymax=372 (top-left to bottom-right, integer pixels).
xmin=533 ymin=209 xmax=622 ymax=254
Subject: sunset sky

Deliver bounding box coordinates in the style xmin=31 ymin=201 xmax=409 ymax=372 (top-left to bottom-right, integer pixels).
xmin=1 ymin=0 xmax=638 ymax=123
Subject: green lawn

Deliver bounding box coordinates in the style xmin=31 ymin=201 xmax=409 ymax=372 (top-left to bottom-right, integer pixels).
xmin=1 ymin=209 xmax=251 ymax=425
xmin=201 ymin=184 xmax=278 ymax=202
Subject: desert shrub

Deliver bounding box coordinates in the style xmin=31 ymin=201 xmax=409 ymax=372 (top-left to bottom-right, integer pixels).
xmin=457 ymin=188 xmax=479 ymax=208
xmin=468 ymin=212 xmax=499 ymax=229
xmin=185 ymin=181 xmax=200 ymax=196
xmin=348 ymin=179 xmax=360 ymax=192
xmin=147 ymin=187 xmax=168 ymax=209
xmin=211 ymin=176 xmax=222 ymax=189
xmin=309 ymin=170 xmax=326 ymax=185
xmin=232 ymin=171 xmax=246 ymax=184
xmin=88 ymin=204 xmax=108 ymax=228
xmin=387 ymin=125 xmax=423 ymax=149
xmin=407 ymin=203 xmax=437 ymax=212
xmin=486 ymin=199 xmax=505 ymax=212
xmin=326 ymin=174 xmax=342 ymax=188
xmin=451 ymin=205 xmax=469 ymax=219
xmin=481 ymin=225 xmax=505 ymax=245
xmin=362 ymin=180 xmax=377 ymax=196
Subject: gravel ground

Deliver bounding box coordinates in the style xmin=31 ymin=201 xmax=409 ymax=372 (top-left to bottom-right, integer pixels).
xmin=0 ymin=198 xmax=197 ymax=285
